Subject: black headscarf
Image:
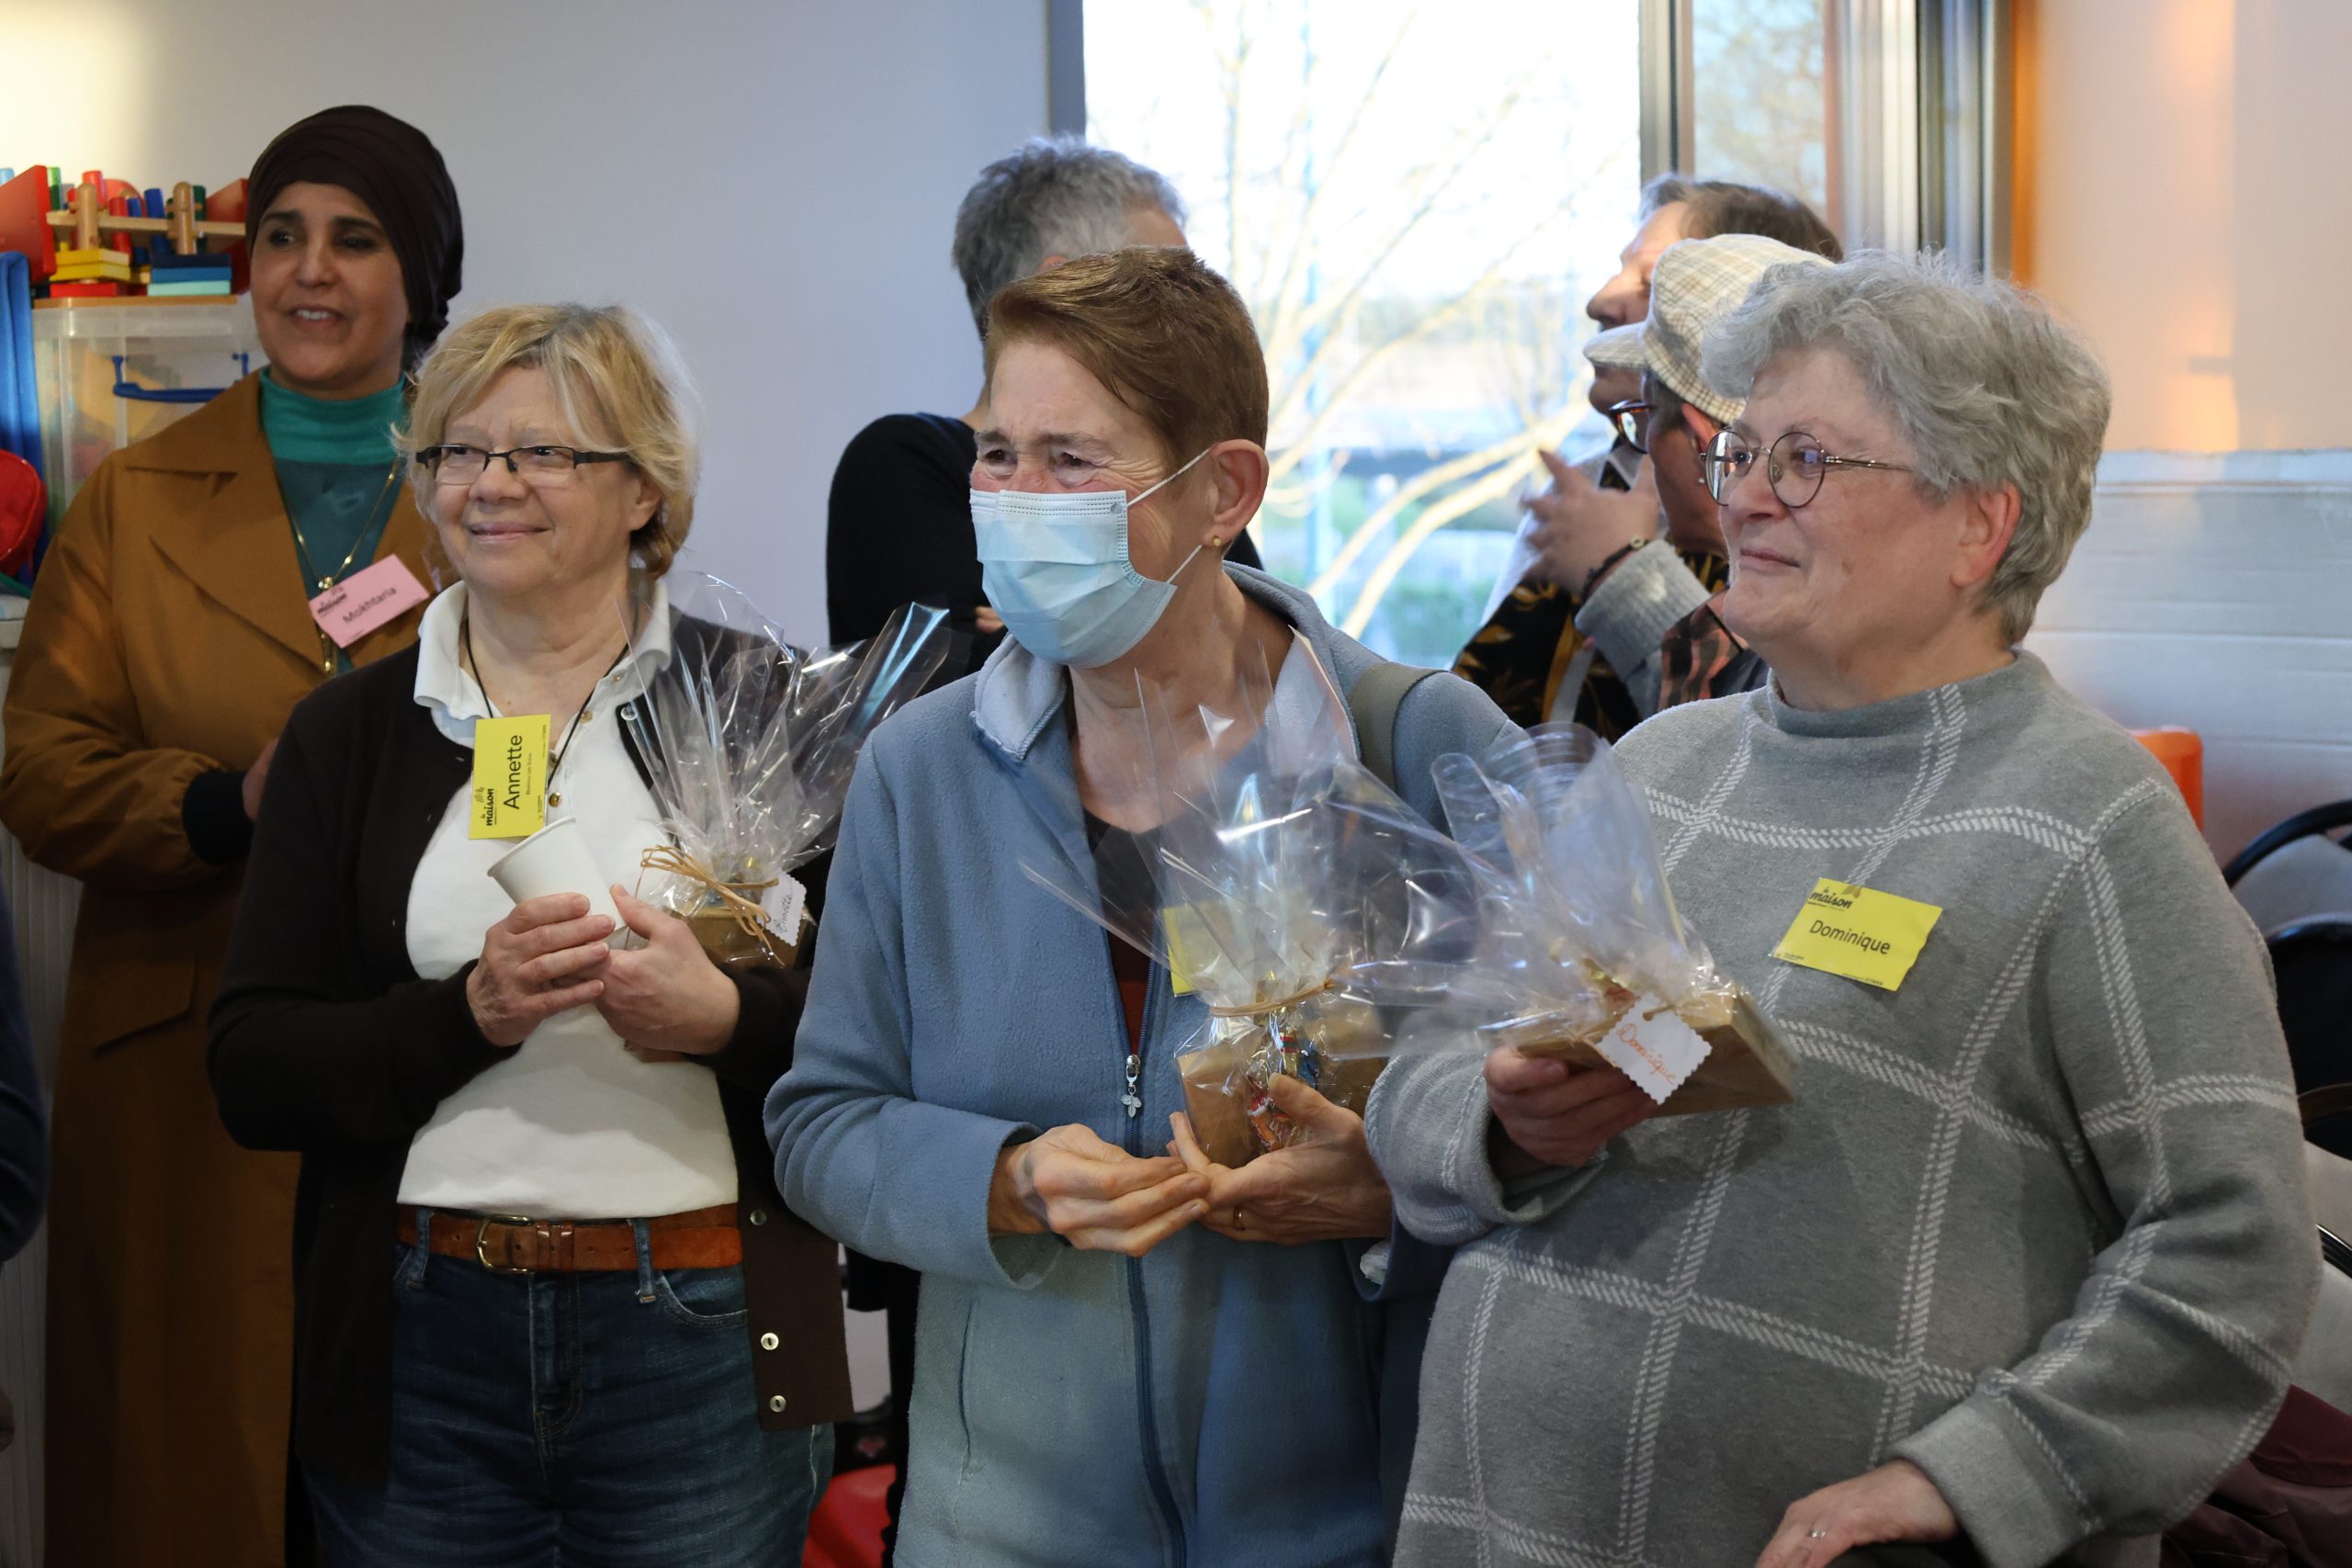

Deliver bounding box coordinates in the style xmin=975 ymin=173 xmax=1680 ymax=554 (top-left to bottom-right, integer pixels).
xmin=245 ymin=106 xmax=464 ymax=368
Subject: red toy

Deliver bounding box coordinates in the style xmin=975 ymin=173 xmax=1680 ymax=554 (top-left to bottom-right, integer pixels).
xmin=0 ymin=450 xmax=46 ymax=579
xmin=800 ymin=1465 xmax=891 ymax=1568
xmin=0 ymin=165 xmax=250 ymax=295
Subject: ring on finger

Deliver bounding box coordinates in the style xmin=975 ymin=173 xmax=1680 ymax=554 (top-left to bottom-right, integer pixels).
xmin=1232 ymin=1208 xmax=1248 ymax=1231
xmin=1807 ymin=1528 xmax=1829 ymax=1540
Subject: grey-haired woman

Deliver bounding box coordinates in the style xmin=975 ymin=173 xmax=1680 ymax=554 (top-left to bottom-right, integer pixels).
xmin=1371 ymin=252 xmax=2316 ymax=1568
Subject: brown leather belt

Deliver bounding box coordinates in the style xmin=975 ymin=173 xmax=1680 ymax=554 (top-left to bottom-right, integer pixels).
xmin=396 ymin=1204 xmax=743 ymax=1274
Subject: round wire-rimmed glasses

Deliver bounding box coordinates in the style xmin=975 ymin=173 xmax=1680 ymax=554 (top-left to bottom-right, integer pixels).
xmin=1704 ymin=429 xmax=1914 ymax=507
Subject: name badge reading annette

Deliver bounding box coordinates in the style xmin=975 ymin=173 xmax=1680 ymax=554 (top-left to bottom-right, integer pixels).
xmin=1771 ymin=878 xmax=1943 ymax=991
xmin=469 ymin=716 xmax=550 ymax=840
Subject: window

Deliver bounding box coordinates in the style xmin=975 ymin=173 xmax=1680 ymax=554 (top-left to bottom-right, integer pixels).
xmin=1076 ymin=0 xmax=2004 ymax=663
xmin=1082 ymin=0 xmax=1643 ymax=666
xmin=1690 ymin=0 xmax=1834 ymax=220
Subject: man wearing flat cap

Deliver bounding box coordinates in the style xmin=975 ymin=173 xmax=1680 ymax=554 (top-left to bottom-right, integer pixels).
xmin=1572 ymin=232 xmax=1836 ymax=714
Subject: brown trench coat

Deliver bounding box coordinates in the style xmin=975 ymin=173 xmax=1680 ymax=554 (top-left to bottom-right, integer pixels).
xmin=0 ymin=372 xmax=432 ymax=1567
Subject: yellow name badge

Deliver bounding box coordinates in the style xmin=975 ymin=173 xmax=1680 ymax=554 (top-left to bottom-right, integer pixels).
xmin=469 ymin=716 xmax=551 ymax=840
xmin=1162 ymin=906 xmax=1212 ymax=996
xmin=1771 ymin=878 xmax=1944 ymax=991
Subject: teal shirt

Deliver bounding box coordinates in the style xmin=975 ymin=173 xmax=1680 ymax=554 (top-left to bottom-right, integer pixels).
xmin=259 ymin=371 xmax=407 ymax=672
xmin=257 ymin=369 xmax=405 ymax=596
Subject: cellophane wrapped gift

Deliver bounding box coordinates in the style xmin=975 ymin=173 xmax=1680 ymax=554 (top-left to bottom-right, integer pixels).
xmin=1333 ymin=723 xmax=1795 ymax=1114
xmin=1024 ymin=635 xmax=1482 ymax=1165
xmin=620 ymin=575 xmax=950 ymax=971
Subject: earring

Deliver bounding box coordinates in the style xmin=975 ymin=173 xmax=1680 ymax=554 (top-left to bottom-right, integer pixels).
xmin=1209 ymin=534 xmax=1224 ymax=548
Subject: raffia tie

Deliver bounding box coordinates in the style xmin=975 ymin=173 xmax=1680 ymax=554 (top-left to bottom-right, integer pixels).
xmin=639 ymin=844 xmax=786 ymax=961
xmin=1208 ymin=978 xmax=1333 ymax=1018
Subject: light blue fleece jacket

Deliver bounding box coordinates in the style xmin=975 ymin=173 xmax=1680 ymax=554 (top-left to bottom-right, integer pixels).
xmin=768 ymin=566 xmax=1516 ymax=1568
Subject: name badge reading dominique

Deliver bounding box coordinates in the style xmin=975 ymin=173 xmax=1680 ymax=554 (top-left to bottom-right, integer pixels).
xmin=1771 ymin=878 xmax=1944 ymax=991
xmin=469 ymin=716 xmax=551 ymax=840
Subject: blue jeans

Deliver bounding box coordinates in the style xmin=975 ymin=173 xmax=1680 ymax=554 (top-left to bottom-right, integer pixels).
xmin=306 ymin=1215 xmax=831 ymax=1567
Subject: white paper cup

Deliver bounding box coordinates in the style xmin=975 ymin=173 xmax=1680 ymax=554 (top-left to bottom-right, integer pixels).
xmin=488 ymin=818 xmax=623 ymax=931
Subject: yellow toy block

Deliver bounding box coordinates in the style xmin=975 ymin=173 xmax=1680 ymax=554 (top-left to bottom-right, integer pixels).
xmin=52 ymin=259 xmax=134 ymax=283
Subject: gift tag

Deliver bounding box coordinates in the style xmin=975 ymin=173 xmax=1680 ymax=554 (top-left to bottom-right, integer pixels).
xmin=309 ymin=556 xmax=428 ymax=649
xmin=761 ymin=872 xmax=808 ymax=943
xmin=469 ymin=716 xmax=550 ymax=840
xmin=1595 ymin=994 xmax=1713 ymax=1104
xmin=1771 ymin=878 xmax=1943 ymax=991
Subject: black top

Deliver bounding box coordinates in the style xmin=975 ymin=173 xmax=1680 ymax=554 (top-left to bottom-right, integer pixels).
xmin=206 ymin=632 xmax=854 ymax=1488
xmin=825 ymin=412 xmax=1265 ymax=686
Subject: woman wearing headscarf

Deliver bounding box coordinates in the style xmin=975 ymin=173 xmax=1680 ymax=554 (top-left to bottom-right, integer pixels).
xmin=0 ymin=104 xmax=463 ymax=1567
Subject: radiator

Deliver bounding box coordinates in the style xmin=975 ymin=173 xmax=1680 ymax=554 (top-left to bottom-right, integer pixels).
xmin=0 ymin=637 xmax=81 ymax=1568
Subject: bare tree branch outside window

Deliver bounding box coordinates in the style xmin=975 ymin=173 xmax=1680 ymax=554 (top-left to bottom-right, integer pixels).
xmin=1085 ymin=0 xmax=1642 ymax=665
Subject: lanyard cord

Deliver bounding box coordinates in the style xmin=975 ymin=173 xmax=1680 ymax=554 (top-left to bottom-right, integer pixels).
xmin=460 ymin=611 xmax=630 ymax=795
xmin=289 ymin=461 xmax=402 ymax=595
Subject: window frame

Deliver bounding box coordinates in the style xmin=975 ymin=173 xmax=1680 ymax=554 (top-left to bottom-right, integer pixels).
xmin=1638 ymin=0 xmax=2011 ymax=269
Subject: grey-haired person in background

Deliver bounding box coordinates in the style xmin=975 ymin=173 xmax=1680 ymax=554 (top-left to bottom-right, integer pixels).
xmin=823 ymin=135 xmax=1261 ymax=671
xmin=1375 ymin=251 xmax=2316 ymax=1568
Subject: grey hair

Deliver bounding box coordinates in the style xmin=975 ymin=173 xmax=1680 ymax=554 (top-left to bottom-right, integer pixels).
xmin=951 ymin=136 xmax=1186 ymax=341
xmin=1640 ymin=172 xmax=1842 ymax=260
xmin=1701 ymin=251 xmax=2111 ymax=642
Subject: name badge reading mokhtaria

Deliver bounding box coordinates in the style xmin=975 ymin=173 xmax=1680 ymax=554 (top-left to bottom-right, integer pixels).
xmin=1771 ymin=878 xmax=1943 ymax=991
xmin=469 ymin=716 xmax=550 ymax=840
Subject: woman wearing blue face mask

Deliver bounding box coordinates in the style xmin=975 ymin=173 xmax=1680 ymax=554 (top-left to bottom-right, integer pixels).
xmin=767 ymin=247 xmax=1518 ymax=1567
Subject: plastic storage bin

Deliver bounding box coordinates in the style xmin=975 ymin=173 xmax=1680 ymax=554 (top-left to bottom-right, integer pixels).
xmin=31 ymin=299 xmax=260 ymax=530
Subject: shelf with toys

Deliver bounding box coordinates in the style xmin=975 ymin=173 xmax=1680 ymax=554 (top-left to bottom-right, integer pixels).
xmin=0 ymin=164 xmax=262 ymax=584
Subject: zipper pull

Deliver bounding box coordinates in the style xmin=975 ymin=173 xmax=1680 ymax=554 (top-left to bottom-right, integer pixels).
xmin=1122 ymin=1051 xmax=1143 ymax=1118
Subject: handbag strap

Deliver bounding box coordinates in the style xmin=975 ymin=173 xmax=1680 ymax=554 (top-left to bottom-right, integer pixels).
xmin=1347 ymin=660 xmax=1442 ymax=794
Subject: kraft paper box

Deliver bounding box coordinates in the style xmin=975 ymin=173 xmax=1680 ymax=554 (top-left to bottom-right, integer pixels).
xmin=683 ymin=907 xmax=804 ymax=972
xmin=1512 ymin=982 xmax=1796 ymax=1116
xmin=1173 ymin=990 xmax=1390 ymax=1167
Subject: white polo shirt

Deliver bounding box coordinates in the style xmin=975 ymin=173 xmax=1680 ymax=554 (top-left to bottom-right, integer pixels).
xmin=395 ymin=581 xmax=737 ymax=1218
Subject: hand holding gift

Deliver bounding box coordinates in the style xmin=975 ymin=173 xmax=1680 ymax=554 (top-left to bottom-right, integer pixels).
xmin=1026 ymin=635 xmax=1479 ymax=1168
xmin=1168 ymin=1074 xmax=1392 ymax=1245
xmin=1483 ymin=1046 xmax=1658 ymax=1174
xmin=596 ymin=885 xmax=741 ymax=1061
xmin=986 ymin=1125 xmax=1210 ymax=1256
xmin=1338 ymin=722 xmax=1797 ymax=1119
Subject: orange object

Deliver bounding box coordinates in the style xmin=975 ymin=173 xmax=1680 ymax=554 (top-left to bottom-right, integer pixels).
xmin=802 ymin=1465 xmax=891 ymax=1568
xmin=201 ymin=177 xmax=251 ymax=292
xmin=2132 ymin=727 xmax=2204 ymax=827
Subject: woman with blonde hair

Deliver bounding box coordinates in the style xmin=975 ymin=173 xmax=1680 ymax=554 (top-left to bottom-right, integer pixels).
xmin=209 ymin=303 xmax=850 ymax=1564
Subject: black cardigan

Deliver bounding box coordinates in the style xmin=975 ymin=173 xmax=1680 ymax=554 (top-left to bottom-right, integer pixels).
xmin=207 ymin=639 xmax=854 ymax=1488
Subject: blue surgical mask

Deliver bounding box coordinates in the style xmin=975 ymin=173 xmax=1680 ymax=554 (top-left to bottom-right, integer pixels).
xmin=970 ymin=448 xmax=1214 ymax=668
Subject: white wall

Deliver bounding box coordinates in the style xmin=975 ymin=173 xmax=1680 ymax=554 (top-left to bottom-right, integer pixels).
xmin=2029 ymin=452 xmax=2352 ymax=865
xmin=2011 ymin=0 xmax=2352 ymax=860
xmin=2018 ymin=0 xmax=2352 ymax=453
xmin=0 ymin=0 xmax=1051 ymax=642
